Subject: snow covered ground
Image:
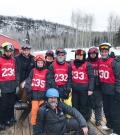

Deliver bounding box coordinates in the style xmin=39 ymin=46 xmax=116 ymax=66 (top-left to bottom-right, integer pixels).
xmin=32 ymin=47 xmax=120 ymax=61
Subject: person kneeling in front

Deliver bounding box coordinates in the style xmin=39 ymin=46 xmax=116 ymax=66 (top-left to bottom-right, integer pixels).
xmin=34 ymin=88 xmax=96 ymax=135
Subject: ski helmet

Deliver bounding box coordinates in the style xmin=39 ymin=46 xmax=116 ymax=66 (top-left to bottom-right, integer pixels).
xmin=46 ymin=88 xmax=59 ymax=98
xmin=2 ymin=42 xmax=14 ymax=51
xmin=99 ymin=43 xmax=111 ymax=51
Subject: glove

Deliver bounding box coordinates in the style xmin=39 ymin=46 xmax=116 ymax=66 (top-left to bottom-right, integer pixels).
xmin=20 ymin=81 xmax=26 ymax=89
xmin=114 ymin=92 xmax=120 ymax=103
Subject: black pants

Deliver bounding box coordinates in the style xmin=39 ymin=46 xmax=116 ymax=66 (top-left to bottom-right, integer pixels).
xmin=72 ymin=90 xmax=91 ymax=121
xmin=89 ymin=91 xmax=102 ymax=123
xmin=102 ymin=94 xmax=114 ymax=128
xmin=0 ymin=92 xmax=16 ymax=124
xmin=111 ymin=100 xmax=120 ymax=134
xmin=66 ymin=118 xmax=96 ymax=135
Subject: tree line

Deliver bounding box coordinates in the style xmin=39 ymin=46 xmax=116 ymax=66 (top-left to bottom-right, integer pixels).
xmin=0 ymin=13 xmax=120 ymax=50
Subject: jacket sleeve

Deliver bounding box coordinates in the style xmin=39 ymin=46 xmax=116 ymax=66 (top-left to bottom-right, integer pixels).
xmin=15 ymin=58 xmax=20 ymax=86
xmin=25 ymin=69 xmax=34 ymax=93
xmin=67 ymin=63 xmax=72 ymax=89
xmin=35 ymin=108 xmax=45 ymax=135
xmin=46 ymin=69 xmax=51 ymax=89
xmin=87 ymin=63 xmax=94 ymax=91
xmin=48 ymin=64 xmax=57 ymax=88
xmin=112 ymin=59 xmax=120 ymax=93
xmin=60 ymin=102 xmax=87 ymax=128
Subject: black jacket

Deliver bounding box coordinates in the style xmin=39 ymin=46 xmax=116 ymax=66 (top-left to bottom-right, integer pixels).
xmin=87 ymin=59 xmax=100 ymax=91
xmin=36 ymin=102 xmax=87 ymax=135
xmin=15 ymin=54 xmax=35 ymax=83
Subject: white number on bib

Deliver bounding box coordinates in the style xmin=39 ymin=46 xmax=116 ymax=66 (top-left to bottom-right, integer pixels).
xmin=72 ymin=71 xmax=84 ymax=80
xmin=99 ymin=70 xmax=109 ymax=79
xmin=2 ymin=68 xmax=15 ymax=77
xmin=55 ymin=74 xmax=68 ymax=82
xmin=32 ymin=79 xmax=45 ymax=88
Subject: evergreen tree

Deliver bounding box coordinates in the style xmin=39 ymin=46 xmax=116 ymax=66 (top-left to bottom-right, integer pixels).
xmin=93 ymin=36 xmax=100 ymax=47
xmin=25 ymin=31 xmax=30 ymax=44
xmin=113 ymin=27 xmax=120 ymax=47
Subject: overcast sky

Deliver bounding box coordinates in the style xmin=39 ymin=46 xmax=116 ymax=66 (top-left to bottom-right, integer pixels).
xmin=1 ymin=0 xmax=120 ymax=31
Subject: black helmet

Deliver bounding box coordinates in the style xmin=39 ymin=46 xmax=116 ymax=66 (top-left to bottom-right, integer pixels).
xmin=45 ymin=50 xmax=54 ymax=58
xmin=55 ymin=48 xmax=67 ymax=56
xmin=21 ymin=44 xmax=31 ymax=49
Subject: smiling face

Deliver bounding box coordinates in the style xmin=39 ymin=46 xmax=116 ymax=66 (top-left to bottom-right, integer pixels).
xmin=46 ymin=55 xmax=54 ymax=62
xmin=36 ymin=60 xmax=44 ymax=68
xmin=4 ymin=50 xmax=14 ymax=57
xmin=75 ymin=54 xmax=84 ymax=60
xmin=56 ymin=53 xmax=66 ymax=63
xmin=22 ymin=48 xmax=31 ymax=57
xmin=100 ymin=49 xmax=109 ymax=59
xmin=90 ymin=53 xmax=97 ymax=59
xmin=48 ymin=97 xmax=58 ymax=109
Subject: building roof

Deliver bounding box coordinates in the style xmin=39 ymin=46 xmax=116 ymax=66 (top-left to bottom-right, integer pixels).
xmin=0 ymin=34 xmax=21 ymax=50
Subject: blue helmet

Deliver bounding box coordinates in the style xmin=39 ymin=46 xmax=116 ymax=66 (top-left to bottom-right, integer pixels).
xmin=46 ymin=88 xmax=59 ymax=98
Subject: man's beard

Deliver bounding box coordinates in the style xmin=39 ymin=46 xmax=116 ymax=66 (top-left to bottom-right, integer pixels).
xmin=49 ymin=102 xmax=58 ymax=109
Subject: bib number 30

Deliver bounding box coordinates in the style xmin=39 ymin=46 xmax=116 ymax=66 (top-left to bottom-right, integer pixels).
xmin=99 ymin=70 xmax=109 ymax=79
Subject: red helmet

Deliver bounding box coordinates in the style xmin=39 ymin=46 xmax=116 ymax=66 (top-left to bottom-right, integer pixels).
xmin=88 ymin=47 xmax=98 ymax=54
xmin=34 ymin=54 xmax=45 ymax=62
xmin=75 ymin=49 xmax=86 ymax=55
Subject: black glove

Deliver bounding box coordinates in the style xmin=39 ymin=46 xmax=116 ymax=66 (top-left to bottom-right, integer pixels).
xmin=63 ymin=87 xmax=71 ymax=99
xmin=114 ymin=92 xmax=120 ymax=103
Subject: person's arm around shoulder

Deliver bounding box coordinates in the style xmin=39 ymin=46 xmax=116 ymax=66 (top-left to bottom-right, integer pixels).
xmin=87 ymin=63 xmax=94 ymax=96
xmin=48 ymin=64 xmax=57 ymax=88
xmin=24 ymin=69 xmax=34 ymax=100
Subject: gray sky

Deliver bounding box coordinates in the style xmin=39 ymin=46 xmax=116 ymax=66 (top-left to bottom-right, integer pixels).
xmin=1 ymin=0 xmax=120 ymax=31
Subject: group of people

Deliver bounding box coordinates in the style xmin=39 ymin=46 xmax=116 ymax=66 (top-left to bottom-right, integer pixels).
xmin=0 ymin=41 xmax=120 ymax=135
